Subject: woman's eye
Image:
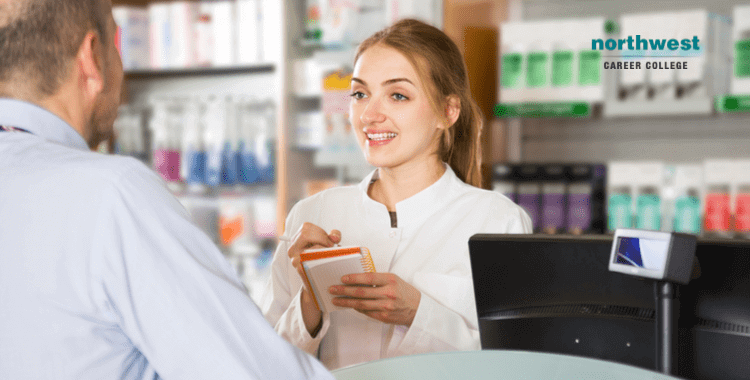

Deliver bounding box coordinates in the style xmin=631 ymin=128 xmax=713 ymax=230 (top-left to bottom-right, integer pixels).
xmin=392 ymin=93 xmax=408 ymax=101
xmin=350 ymin=91 xmax=366 ymax=100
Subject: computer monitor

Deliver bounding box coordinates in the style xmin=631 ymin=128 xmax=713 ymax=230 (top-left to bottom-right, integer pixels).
xmin=469 ymin=234 xmax=750 ymax=380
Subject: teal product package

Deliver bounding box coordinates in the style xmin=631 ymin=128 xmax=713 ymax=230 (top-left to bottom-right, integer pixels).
xmin=636 ymin=193 xmax=661 ymax=231
xmin=608 ymin=193 xmax=632 ymax=231
xmin=673 ymin=195 xmax=701 ymax=234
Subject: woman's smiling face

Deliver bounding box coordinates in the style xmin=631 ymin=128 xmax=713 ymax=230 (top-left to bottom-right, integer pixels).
xmin=349 ymin=44 xmax=445 ymax=171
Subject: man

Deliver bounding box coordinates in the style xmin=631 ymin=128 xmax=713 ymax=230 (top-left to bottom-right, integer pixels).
xmin=0 ymin=0 xmax=333 ymax=378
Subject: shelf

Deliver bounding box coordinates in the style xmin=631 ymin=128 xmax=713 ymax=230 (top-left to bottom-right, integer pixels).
xmin=124 ymin=63 xmax=276 ymax=80
xmin=603 ymin=98 xmax=714 ymax=118
xmin=494 ymin=102 xmax=593 ymax=118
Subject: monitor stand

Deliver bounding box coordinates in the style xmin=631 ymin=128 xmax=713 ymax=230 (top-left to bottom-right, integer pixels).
xmin=656 ymin=281 xmax=677 ymax=375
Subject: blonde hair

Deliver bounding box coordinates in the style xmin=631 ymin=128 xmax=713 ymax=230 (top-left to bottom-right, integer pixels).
xmin=354 ymin=19 xmax=484 ymax=187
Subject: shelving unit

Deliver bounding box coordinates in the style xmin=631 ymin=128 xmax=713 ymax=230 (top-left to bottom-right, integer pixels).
xmin=124 ymin=63 xmax=275 ymax=79
xmin=503 ymin=0 xmax=750 ymax=164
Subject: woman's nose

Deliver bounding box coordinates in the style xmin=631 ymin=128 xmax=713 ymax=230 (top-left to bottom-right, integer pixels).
xmin=360 ymin=98 xmax=385 ymax=124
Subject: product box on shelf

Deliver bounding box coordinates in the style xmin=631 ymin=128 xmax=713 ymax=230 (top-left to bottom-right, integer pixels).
xmin=733 ymin=159 xmax=750 ymax=236
xmin=236 ymin=0 xmax=261 ymax=65
xmin=633 ymin=161 xmax=665 ymax=231
xmin=703 ymin=159 xmax=734 ymax=237
xmin=148 ymin=2 xmax=171 ymax=69
xmin=606 ymin=161 xmax=636 ymax=231
xmin=113 ymin=6 xmax=150 ymax=71
xmin=491 ymin=162 xmax=606 ymax=235
xmin=617 ymin=9 xmax=730 ymax=102
xmin=667 ymin=164 xmax=703 ymax=235
xmin=499 ymin=18 xmax=605 ymax=105
xmin=169 ymin=1 xmax=198 ymax=69
xmin=514 ymin=164 xmax=543 ymax=232
xmin=540 ymin=164 xmax=567 ymax=234
xmin=566 ymin=163 xmax=606 ymax=235
xmin=732 ymin=5 xmax=750 ymax=95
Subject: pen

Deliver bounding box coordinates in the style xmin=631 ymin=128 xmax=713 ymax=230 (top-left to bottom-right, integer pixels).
xmin=277 ymin=235 xmax=341 ymax=247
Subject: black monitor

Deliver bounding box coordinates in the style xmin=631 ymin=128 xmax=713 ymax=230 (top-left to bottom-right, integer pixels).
xmin=469 ymin=234 xmax=750 ymax=380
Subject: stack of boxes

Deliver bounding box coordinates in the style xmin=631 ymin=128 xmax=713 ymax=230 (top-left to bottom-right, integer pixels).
xmin=499 ymin=18 xmax=606 ymax=105
xmin=114 ymin=0 xmax=281 ymax=71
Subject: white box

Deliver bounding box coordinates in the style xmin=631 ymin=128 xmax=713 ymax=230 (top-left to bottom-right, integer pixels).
xmin=260 ymin=0 xmax=282 ymax=63
xmin=574 ymin=18 xmax=606 ymax=102
xmin=236 ymin=0 xmax=260 ymax=65
xmin=148 ymin=2 xmax=171 ymax=69
xmin=195 ymin=3 xmax=213 ymax=67
xmin=499 ymin=22 xmax=527 ymax=103
xmin=732 ymin=5 xmax=750 ymax=95
xmin=296 ymin=111 xmax=325 ymax=149
xmin=170 ymin=1 xmax=198 ymax=68
xmin=210 ymin=0 xmax=237 ymax=67
xmin=113 ymin=6 xmax=150 ymax=71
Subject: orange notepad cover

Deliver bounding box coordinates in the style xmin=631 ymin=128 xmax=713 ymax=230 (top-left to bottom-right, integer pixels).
xmin=299 ymin=246 xmax=376 ymax=312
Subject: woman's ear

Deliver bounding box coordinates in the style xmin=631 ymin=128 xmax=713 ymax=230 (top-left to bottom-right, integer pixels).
xmin=440 ymin=95 xmax=461 ymax=129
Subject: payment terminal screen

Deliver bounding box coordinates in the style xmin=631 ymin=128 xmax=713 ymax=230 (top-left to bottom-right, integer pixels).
xmin=614 ymin=236 xmax=668 ymax=272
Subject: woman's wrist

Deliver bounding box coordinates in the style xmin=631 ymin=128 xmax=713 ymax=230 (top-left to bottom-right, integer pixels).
xmin=300 ymin=289 xmax=323 ymax=337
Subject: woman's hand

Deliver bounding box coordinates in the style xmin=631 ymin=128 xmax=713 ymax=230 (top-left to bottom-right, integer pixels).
xmin=328 ymin=273 xmax=422 ymax=326
xmin=287 ymin=222 xmax=341 ymax=336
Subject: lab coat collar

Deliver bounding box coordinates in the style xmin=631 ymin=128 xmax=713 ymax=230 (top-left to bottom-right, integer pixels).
xmin=0 ymin=98 xmax=90 ymax=151
xmin=357 ymin=163 xmax=459 ymax=229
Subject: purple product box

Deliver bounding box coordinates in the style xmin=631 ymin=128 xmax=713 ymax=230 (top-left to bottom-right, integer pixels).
xmin=542 ymin=187 xmax=565 ymax=233
xmin=567 ymin=184 xmax=592 ymax=234
xmin=540 ymin=164 xmax=567 ymax=234
xmin=517 ymin=184 xmax=541 ymax=231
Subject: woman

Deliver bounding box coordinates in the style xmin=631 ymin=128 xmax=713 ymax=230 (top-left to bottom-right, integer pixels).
xmin=261 ymin=19 xmax=532 ymax=370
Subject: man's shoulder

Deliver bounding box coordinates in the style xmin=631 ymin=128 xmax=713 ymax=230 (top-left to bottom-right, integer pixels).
xmin=24 ymin=140 xmax=160 ymax=194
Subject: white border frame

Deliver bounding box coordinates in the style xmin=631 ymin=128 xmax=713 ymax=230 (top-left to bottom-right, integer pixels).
xmin=608 ymin=228 xmax=672 ymax=280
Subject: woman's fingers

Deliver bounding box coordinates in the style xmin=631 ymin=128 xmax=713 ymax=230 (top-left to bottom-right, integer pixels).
xmin=340 ymin=273 xmax=394 ymax=287
xmin=329 ymin=284 xmax=384 ymax=299
xmin=331 ymin=297 xmax=395 ymax=312
xmin=288 ymin=222 xmax=337 ymax=258
xmin=329 ymin=229 xmax=342 ymax=243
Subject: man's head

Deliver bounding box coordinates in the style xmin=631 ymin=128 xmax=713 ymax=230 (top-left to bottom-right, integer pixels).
xmin=0 ymin=0 xmax=123 ymax=149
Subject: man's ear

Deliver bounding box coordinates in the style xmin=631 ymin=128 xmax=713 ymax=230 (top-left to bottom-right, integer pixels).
xmin=76 ymin=31 xmax=105 ymax=100
xmin=439 ymin=95 xmax=461 ymax=129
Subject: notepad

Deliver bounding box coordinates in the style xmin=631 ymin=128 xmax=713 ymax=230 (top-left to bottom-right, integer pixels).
xmin=300 ymin=246 xmax=376 ymax=312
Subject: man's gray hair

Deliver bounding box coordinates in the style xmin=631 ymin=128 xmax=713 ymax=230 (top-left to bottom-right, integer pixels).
xmin=0 ymin=0 xmax=108 ymax=96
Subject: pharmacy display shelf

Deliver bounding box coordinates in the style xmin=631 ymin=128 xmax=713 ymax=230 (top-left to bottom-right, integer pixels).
xmin=603 ymin=97 xmax=715 ymax=118
xmin=124 ymin=63 xmax=276 ymax=80
xmin=495 ymin=98 xmax=719 ymax=119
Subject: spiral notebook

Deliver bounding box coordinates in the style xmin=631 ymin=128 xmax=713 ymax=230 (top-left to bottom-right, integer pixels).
xmin=300 ymin=246 xmax=376 ymax=312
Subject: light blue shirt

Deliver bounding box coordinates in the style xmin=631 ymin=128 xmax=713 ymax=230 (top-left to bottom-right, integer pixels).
xmin=0 ymin=99 xmax=333 ymax=380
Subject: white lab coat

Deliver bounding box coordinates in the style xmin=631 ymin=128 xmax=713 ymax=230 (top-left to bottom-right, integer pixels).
xmin=261 ymin=165 xmax=532 ymax=369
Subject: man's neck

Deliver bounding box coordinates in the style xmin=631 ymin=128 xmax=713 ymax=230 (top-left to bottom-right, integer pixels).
xmin=3 ymin=84 xmax=91 ymax=147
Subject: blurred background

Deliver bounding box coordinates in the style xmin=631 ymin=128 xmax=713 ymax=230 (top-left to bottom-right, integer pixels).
xmin=108 ymin=0 xmax=750 ymax=301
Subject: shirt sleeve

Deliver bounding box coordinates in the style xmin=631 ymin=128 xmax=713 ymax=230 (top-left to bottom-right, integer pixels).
xmin=392 ymin=201 xmax=533 ymax=356
xmin=259 ymin=204 xmax=331 ymax=357
xmin=89 ymin=160 xmax=334 ymax=380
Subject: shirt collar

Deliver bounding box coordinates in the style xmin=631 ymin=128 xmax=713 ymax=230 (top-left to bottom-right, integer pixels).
xmin=0 ymin=98 xmax=89 ymax=151
xmin=358 ymin=164 xmax=459 ymax=228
